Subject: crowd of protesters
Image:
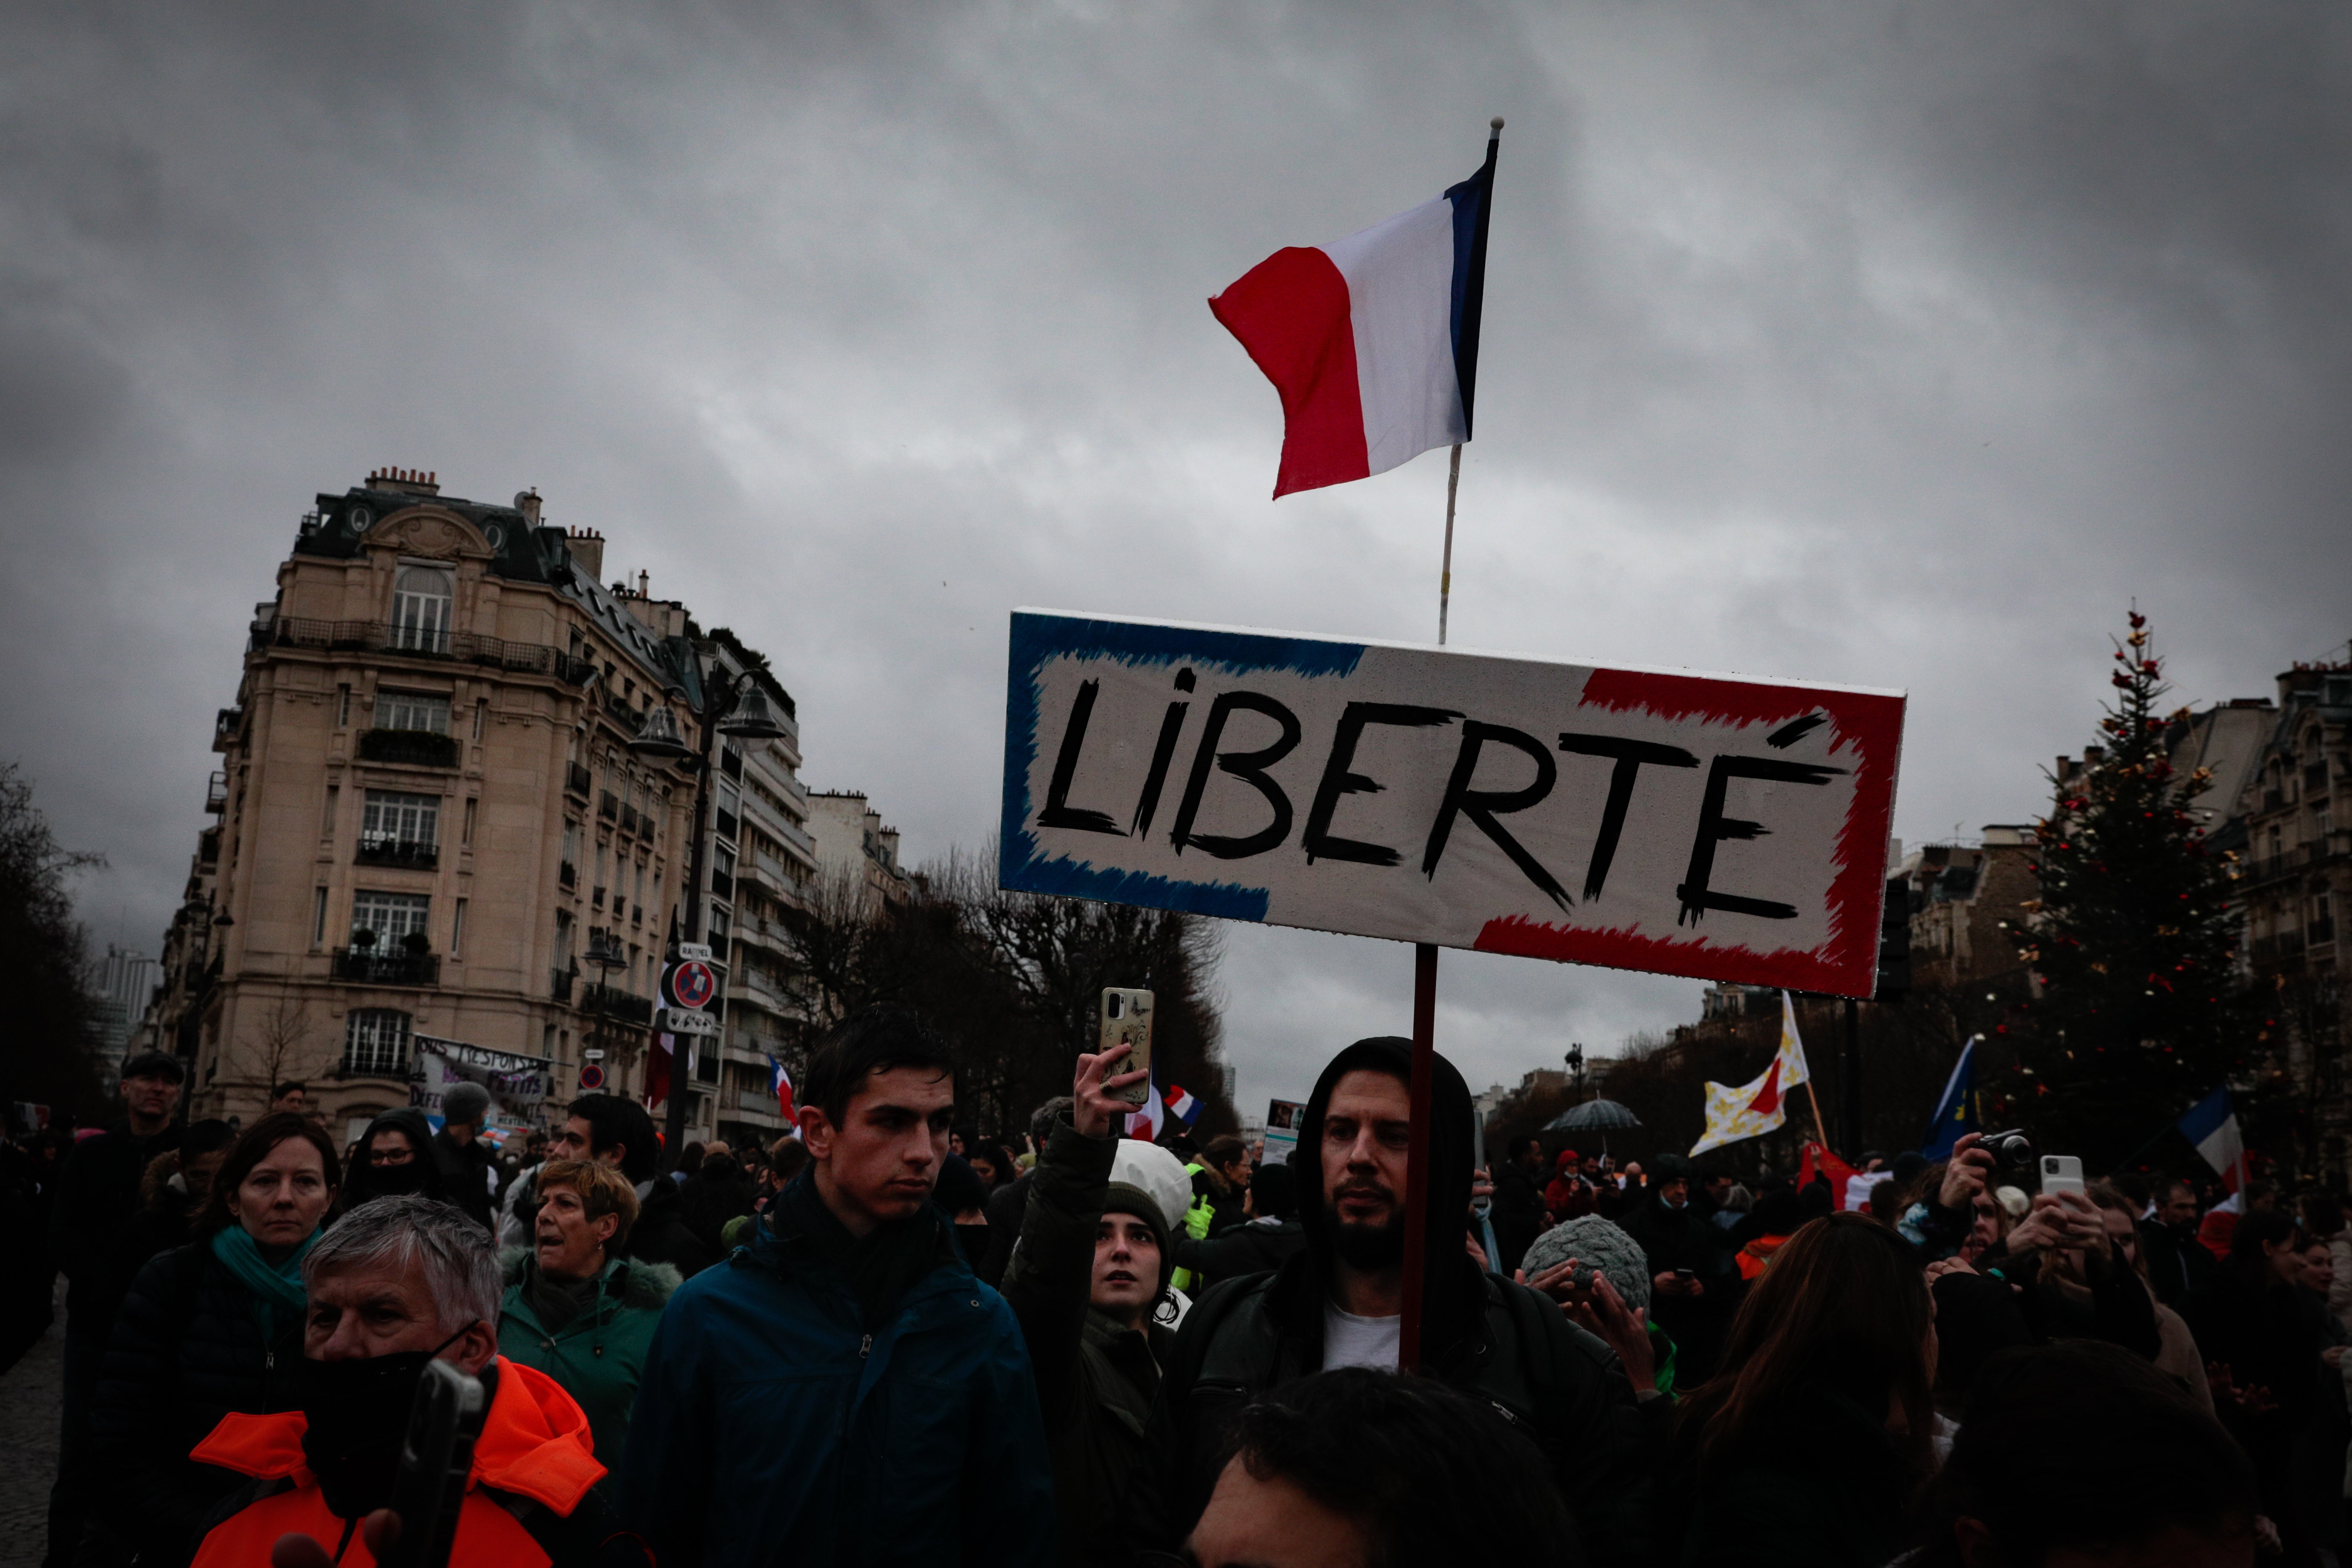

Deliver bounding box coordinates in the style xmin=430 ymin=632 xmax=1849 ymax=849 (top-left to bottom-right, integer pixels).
xmin=1 ymin=1022 xmax=2339 ymax=1567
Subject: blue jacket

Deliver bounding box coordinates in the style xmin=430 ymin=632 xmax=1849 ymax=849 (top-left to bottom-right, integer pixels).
xmin=616 ymin=1186 xmax=1054 ymax=1568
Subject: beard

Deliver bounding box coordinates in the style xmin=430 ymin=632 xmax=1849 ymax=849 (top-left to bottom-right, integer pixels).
xmin=1328 ymin=1201 xmax=1407 ymax=1269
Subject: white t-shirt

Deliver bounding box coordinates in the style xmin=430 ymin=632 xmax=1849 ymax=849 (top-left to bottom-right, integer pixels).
xmin=1322 ymin=1302 xmax=1402 ymax=1371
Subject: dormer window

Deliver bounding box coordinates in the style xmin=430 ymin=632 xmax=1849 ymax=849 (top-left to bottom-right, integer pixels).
xmin=392 ymin=563 xmax=454 ymax=653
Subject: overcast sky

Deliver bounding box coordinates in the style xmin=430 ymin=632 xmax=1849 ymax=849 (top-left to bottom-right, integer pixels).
xmin=6 ymin=1 xmax=2349 ymax=1118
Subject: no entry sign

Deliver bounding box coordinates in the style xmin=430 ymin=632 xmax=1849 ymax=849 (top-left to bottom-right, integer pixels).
xmin=1000 ymin=610 xmax=1905 ymax=998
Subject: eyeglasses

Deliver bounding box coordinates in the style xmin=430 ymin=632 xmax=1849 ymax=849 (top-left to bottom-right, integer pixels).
xmin=369 ymin=1145 xmax=416 ymax=1166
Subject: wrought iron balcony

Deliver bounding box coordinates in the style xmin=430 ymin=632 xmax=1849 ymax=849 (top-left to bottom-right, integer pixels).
xmin=332 ymin=948 xmax=441 ymax=986
xmin=205 ymin=772 xmax=228 ymax=812
xmin=622 ymin=805 xmax=641 ymax=837
xmin=262 ymin=617 xmax=597 ymax=685
xmin=581 ymin=984 xmax=652 ymax=1026
xmin=566 ymin=762 xmax=593 ymax=797
xmin=599 ymin=791 xmax=619 ymax=821
xmin=214 ymin=707 xmax=244 ymax=752
xmin=357 ymin=728 xmax=461 ymax=768
xmin=559 ymin=859 xmax=577 ymax=889
xmin=355 ymin=838 xmax=439 ymax=870
xmin=551 ymin=966 xmax=576 ymax=1003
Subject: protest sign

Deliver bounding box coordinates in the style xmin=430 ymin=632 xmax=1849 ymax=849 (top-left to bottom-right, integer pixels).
xmin=411 ymin=1036 xmax=555 ymax=1132
xmin=1262 ymin=1098 xmax=1305 ymax=1167
xmin=1001 ymin=610 xmax=1905 ymax=998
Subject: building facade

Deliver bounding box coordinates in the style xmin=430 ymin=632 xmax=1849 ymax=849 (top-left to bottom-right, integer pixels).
xmin=140 ymin=469 xmax=863 ymax=1150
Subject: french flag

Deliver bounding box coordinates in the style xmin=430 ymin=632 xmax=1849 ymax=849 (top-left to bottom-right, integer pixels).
xmin=2177 ymin=1087 xmax=2245 ymax=1192
xmin=1211 ymin=124 xmax=1501 ymax=498
xmin=1164 ymin=1083 xmax=1202 ymax=1128
xmin=766 ymin=1052 xmax=798 ymax=1130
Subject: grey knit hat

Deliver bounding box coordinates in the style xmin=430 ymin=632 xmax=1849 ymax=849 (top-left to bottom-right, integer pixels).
xmin=440 ymin=1082 xmax=492 ymax=1127
xmin=1521 ymin=1214 xmax=1652 ymax=1319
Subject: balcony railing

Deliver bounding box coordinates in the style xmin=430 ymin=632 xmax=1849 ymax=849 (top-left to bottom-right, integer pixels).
xmin=2241 ymin=842 xmax=2346 ymax=885
xmin=622 ymin=805 xmax=642 ymax=837
xmin=214 ymin=707 xmax=244 ymax=752
xmin=599 ymin=791 xmax=619 ymax=821
xmin=340 ymin=1044 xmax=410 ymax=1078
xmin=551 ymin=967 xmax=576 ymax=1003
xmin=2314 ymin=917 xmax=2338 ymax=947
xmin=262 ymin=617 xmax=596 ymax=685
xmin=332 ymin=948 xmax=441 ymax=986
xmin=566 ymin=762 xmax=592 ymax=797
xmin=197 ymin=827 xmax=221 ymax=868
xmin=355 ymin=839 xmax=439 ymax=871
xmin=357 ymin=728 xmax=461 ymax=768
xmin=559 ymin=859 xmax=577 ymax=889
xmin=592 ymin=886 xmax=605 ymax=910
xmin=205 ymin=772 xmax=228 ymax=812
xmin=581 ymin=985 xmax=652 ymax=1026
xmin=2306 ymin=762 xmax=2333 ymax=793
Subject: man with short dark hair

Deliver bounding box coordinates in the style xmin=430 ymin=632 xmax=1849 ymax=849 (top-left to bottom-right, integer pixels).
xmin=1126 ymin=1037 xmax=1649 ymax=1563
xmin=1618 ymin=1152 xmax=1732 ymax=1383
xmin=979 ymin=1093 xmax=1073 ymax=1288
xmin=268 ymin=1082 xmax=307 ymax=1116
xmin=2140 ymin=1178 xmax=2216 ymax=1306
xmin=1490 ymin=1134 xmax=1548 ymax=1274
xmin=1187 ymin=1368 xmax=1582 ymax=1568
xmin=546 ymin=1093 xmax=712 ymax=1276
xmin=618 ymin=1006 xmax=1052 ymax=1566
xmin=45 ymin=1049 xmax=184 ymax=1567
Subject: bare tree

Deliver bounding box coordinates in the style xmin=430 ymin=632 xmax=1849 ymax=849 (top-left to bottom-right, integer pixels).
xmin=240 ymin=991 xmax=334 ymax=1099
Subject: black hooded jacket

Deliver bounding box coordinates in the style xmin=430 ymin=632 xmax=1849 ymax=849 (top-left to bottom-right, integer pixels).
xmin=339 ymin=1108 xmax=446 ymax=1213
xmin=1122 ymin=1037 xmax=1653 ymax=1563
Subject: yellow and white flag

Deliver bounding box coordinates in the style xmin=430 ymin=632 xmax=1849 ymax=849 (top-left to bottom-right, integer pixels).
xmin=1690 ymin=992 xmax=1814 ymax=1156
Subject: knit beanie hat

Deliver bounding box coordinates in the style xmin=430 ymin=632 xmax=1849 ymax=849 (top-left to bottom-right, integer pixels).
xmin=1106 ymin=1139 xmax=1190 ymax=1293
xmin=441 ymin=1083 xmax=492 ymax=1128
xmin=1520 ymin=1214 xmax=1653 ymax=1319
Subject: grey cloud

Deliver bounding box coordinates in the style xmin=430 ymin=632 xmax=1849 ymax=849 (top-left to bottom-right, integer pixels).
xmin=4 ymin=0 xmax=2347 ymax=1115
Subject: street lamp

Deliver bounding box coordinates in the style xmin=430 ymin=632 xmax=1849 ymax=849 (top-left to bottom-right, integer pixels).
xmin=580 ymin=928 xmax=628 ymax=1096
xmin=1565 ymin=1042 xmax=1586 ymax=1099
xmin=630 ymin=662 xmax=789 ymax=1168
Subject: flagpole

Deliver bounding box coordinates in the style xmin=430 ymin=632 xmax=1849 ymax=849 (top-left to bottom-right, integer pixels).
xmin=1402 ymin=114 xmax=1502 ymax=1374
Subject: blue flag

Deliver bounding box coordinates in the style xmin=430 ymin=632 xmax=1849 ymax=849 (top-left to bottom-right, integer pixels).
xmin=1920 ymin=1040 xmax=1978 ymax=1160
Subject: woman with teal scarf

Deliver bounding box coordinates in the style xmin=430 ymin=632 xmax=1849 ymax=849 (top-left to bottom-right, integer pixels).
xmin=87 ymin=1112 xmax=340 ymax=1567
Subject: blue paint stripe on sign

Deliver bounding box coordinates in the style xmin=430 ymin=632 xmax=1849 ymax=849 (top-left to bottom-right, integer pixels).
xmin=999 ymin=611 xmax=1366 ymax=920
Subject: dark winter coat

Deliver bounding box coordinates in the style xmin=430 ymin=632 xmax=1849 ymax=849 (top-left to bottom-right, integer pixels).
xmin=620 ymin=1174 xmax=715 ymax=1279
xmin=2141 ymin=1217 xmax=2219 ymax=1307
xmin=998 ymin=1120 xmax=1177 ymax=1566
xmin=1672 ymin=1381 xmax=1918 ymax=1567
xmin=614 ymin=1170 xmax=1054 ymax=1568
xmin=497 ymin=1249 xmax=681 ymax=1470
xmin=1123 ymin=1038 xmax=1654 ymax=1567
xmin=89 ymin=1238 xmax=307 ymax=1565
xmin=977 ymin=1168 xmax=1032 ymax=1289
xmin=1170 ymin=1217 xmax=1307 ymax=1287
xmin=1621 ymin=1189 xmax=1736 ymax=1383
xmin=51 ymin=1119 xmax=184 ymax=1338
xmin=676 ymin=1157 xmax=757 ymax=1260
xmin=1490 ymin=1158 xmax=1547 ymax=1274
xmin=432 ymin=1127 xmax=497 ymax=1229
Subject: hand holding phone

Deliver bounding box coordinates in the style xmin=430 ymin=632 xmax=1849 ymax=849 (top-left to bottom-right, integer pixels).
xmin=1099 ymin=989 xmax=1154 ymax=1107
xmin=378 ymin=1359 xmax=488 ymax=1568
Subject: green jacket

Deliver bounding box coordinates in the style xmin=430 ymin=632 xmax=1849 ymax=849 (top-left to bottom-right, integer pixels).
xmin=496 ymin=1248 xmax=681 ymax=1471
xmin=999 ymin=1120 xmax=1173 ymax=1568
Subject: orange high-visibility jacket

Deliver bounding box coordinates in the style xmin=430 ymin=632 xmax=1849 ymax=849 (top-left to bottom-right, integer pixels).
xmin=187 ymin=1357 xmax=605 ymax=1568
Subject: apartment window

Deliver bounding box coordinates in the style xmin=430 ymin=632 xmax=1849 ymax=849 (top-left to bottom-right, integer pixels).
xmin=379 ymin=691 xmax=451 ymax=734
xmin=563 ymin=819 xmax=581 ymax=865
xmin=708 ymin=904 xmax=730 ymax=947
xmin=452 ymin=898 xmax=468 ymax=959
xmin=312 ymin=887 xmax=328 ymax=946
xmin=390 ymin=564 xmax=454 ymax=653
xmin=350 ymin=890 xmax=431 ymax=946
xmin=322 ymin=784 xmax=339 ymax=837
xmin=556 ymin=910 xmax=575 ymax=967
xmin=336 ymin=684 xmax=352 ymax=727
xmin=712 ymin=844 xmax=736 ymax=881
xmin=462 ymin=797 xmax=477 ymax=846
xmin=362 ymin=790 xmax=440 ymax=849
xmin=472 ymin=699 xmax=488 ymax=740
xmin=344 ymin=1009 xmax=413 ymax=1076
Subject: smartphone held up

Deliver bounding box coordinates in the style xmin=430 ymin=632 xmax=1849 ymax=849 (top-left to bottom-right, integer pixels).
xmin=1099 ymin=988 xmax=1155 ymax=1106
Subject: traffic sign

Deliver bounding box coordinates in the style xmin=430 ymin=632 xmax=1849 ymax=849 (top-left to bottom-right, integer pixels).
xmin=662 ymin=959 xmax=718 ymax=1012
xmin=583 ymin=1048 xmax=606 ymax=1061
xmin=676 ymin=942 xmax=715 ymax=962
xmin=660 ymin=1007 xmax=720 ymax=1036
xmin=578 ymin=1064 xmax=606 ymax=1090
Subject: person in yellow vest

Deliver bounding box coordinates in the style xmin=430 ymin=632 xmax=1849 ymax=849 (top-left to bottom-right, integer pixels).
xmin=1172 ymin=1136 xmax=1250 ymax=1292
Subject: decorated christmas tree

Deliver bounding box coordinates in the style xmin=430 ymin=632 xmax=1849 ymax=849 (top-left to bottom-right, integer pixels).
xmin=2000 ymin=612 xmax=2256 ymax=1165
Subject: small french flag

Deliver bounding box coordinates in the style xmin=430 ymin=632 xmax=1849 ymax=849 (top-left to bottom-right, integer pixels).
xmin=1164 ymin=1083 xmax=1202 ymax=1128
xmin=1211 ymin=125 xmax=1500 ymax=498
xmin=766 ymin=1052 xmax=797 ymax=1129
xmin=2177 ymin=1087 xmax=2244 ymax=1192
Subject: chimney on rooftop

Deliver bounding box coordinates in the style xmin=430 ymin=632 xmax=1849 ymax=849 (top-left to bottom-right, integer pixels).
xmin=567 ymin=527 xmax=604 ymax=582
xmin=368 ymin=466 xmax=440 ymax=497
xmin=637 ymin=570 xmax=649 ymax=598
xmin=516 ymin=489 xmax=542 ymax=527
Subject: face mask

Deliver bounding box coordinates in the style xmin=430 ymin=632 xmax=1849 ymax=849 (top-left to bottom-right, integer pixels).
xmin=365 ymin=1162 xmax=432 ymax=1198
xmin=299 ymin=1323 xmax=475 ymax=1518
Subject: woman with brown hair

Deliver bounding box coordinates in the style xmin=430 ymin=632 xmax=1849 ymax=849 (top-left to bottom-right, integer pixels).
xmin=84 ymin=1113 xmax=341 ymax=1566
xmin=1670 ymin=1211 xmax=1935 ymax=1567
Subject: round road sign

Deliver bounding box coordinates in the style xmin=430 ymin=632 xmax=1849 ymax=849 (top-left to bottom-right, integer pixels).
xmin=578 ymin=1064 xmax=606 ymax=1091
xmin=670 ymin=960 xmax=717 ymax=1011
